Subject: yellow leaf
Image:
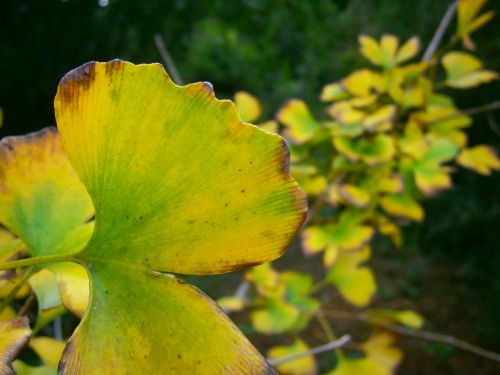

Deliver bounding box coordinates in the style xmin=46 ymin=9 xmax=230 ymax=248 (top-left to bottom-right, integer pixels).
xmin=380 ymin=193 xmax=424 ymax=222
xmin=395 ymin=36 xmax=420 ymax=64
xmin=29 ymin=337 xmax=66 ymax=367
xmin=277 ymin=99 xmax=321 ymax=144
xmin=379 ymin=34 xmax=399 ymax=68
xmin=377 ymin=215 xmax=403 ymax=248
xmin=234 ymin=91 xmax=262 ymax=123
xmin=250 ymin=300 xmax=300 ymax=334
xmin=457 ymin=0 xmax=494 ymax=50
xmin=291 ymin=165 xmax=327 ymax=196
xmin=342 ymin=69 xmax=375 ymax=97
xmin=217 ymin=296 xmax=245 ymax=312
xmin=457 ymin=145 xmax=500 ymax=175
xmin=363 ymin=105 xmax=396 ymax=131
xmin=327 ymin=246 xmax=376 ymax=306
xmin=0 ymin=306 xmax=16 ymax=322
xmin=0 ymin=317 xmax=31 ymax=375
xmin=245 ymin=263 xmax=280 ymax=295
xmin=359 ymin=35 xmax=383 ymax=66
xmin=338 ymin=184 xmax=371 ymax=208
xmin=268 ymin=339 xmax=317 ymax=375
xmin=321 ymin=83 xmax=349 ymax=102
xmin=443 ymin=51 xmax=498 ymax=88
xmin=259 ymin=120 xmax=279 ymax=133
xmin=48 ymin=263 xmax=89 ymax=318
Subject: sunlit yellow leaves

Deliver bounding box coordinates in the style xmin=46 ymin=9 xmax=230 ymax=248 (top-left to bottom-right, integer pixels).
xmin=380 ymin=193 xmax=424 ymax=222
xmin=457 ymin=0 xmax=494 ymax=50
xmin=268 ymin=339 xmax=317 ymax=375
xmin=327 ymin=333 xmax=402 ymax=375
xmin=359 ymin=34 xmax=420 ymax=69
xmin=457 ymin=145 xmax=500 ymax=175
xmin=327 ymin=246 xmax=376 ymax=306
xmin=443 ymin=51 xmax=498 ymax=88
xmin=278 ymin=99 xmax=321 ymax=144
xmin=234 ymin=91 xmax=262 ymax=122
xmin=53 ymin=60 xmax=306 ymax=373
xmin=0 ymin=317 xmax=31 ymax=375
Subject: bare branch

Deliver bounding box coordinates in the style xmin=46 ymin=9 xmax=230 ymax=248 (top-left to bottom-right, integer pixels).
xmin=267 ymin=335 xmax=351 ymax=366
xmin=322 ymin=309 xmax=500 ymax=363
xmin=422 ymin=1 xmax=459 ymax=61
xmin=153 ymin=34 xmax=184 ymax=85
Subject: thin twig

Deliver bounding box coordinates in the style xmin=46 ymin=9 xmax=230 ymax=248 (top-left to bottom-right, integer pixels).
xmin=267 ymin=335 xmax=351 ymax=366
xmin=322 ymin=309 xmax=500 ymax=363
xmin=422 ymin=1 xmax=459 ymax=61
xmin=0 ymin=267 xmax=35 ymax=314
xmin=153 ymin=34 xmax=184 ymax=85
xmin=54 ymin=317 xmax=63 ymax=340
xmin=18 ymin=293 xmax=36 ymax=316
xmin=488 ymin=113 xmax=500 ymax=138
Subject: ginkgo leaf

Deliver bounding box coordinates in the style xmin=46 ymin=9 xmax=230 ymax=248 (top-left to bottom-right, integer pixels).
xmin=277 ymin=99 xmax=321 ymax=144
xmin=412 ymin=138 xmax=457 ymax=196
xmin=359 ymin=35 xmax=383 ymax=66
xmin=29 ymin=269 xmax=66 ymax=332
xmin=338 ymin=184 xmax=371 ymax=208
xmin=363 ymin=105 xmax=396 ymax=131
xmin=216 ymin=296 xmax=245 ymax=312
xmin=0 ymin=317 xmax=31 ymax=375
xmin=290 ymin=165 xmax=328 ymax=196
xmin=395 ymin=36 xmax=420 ymax=64
xmin=326 ymin=246 xmax=376 ymax=306
xmin=267 ymin=339 xmax=317 ymax=375
xmin=457 ymin=145 xmax=500 ymax=175
xmin=251 ymin=298 xmax=301 ymax=334
xmin=327 ymin=332 xmax=402 ymax=375
xmin=234 ymin=91 xmax=262 ymax=123
xmin=457 ymin=0 xmax=494 ymax=50
xmin=334 ymin=135 xmax=395 ymax=166
xmin=0 ymin=128 xmax=93 ymax=315
xmin=380 ymin=193 xmax=424 ymax=222
xmin=52 ymin=60 xmax=307 ymax=373
xmin=442 ymin=51 xmax=498 ymax=88
xmin=379 ymin=34 xmax=399 ymax=68
xmin=321 ymin=83 xmax=349 ymax=102
xmin=245 ymin=263 xmax=281 ymax=296
xmin=342 ymin=69 xmax=375 ymax=97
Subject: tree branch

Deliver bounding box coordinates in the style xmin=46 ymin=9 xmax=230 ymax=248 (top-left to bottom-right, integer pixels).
xmin=322 ymin=309 xmax=500 ymax=363
xmin=422 ymin=1 xmax=459 ymax=61
xmin=153 ymin=34 xmax=184 ymax=85
xmin=267 ymin=335 xmax=351 ymax=366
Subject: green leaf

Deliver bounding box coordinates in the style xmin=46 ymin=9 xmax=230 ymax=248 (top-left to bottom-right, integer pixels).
xmin=52 ymin=60 xmax=307 ymax=373
xmin=443 ymin=51 xmax=498 ymax=88
xmin=277 ymin=99 xmax=321 ymax=144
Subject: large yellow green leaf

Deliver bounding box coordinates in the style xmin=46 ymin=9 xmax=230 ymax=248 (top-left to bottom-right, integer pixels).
xmin=267 ymin=339 xmax=317 ymax=375
xmin=457 ymin=145 xmax=500 ymax=175
xmin=277 ymin=99 xmax=321 ymax=144
xmin=0 ymin=317 xmax=31 ymax=375
xmin=52 ymin=60 xmax=307 ymax=373
xmin=234 ymin=91 xmax=262 ymax=122
xmin=326 ymin=246 xmax=376 ymax=306
xmin=443 ymin=51 xmax=498 ymax=88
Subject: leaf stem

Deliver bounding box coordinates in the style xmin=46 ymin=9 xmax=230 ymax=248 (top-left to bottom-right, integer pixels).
xmin=422 ymin=1 xmax=459 ymax=61
xmin=0 ymin=266 xmax=36 ymax=314
xmin=267 ymin=335 xmax=351 ymax=366
xmin=0 ymin=254 xmax=76 ymax=270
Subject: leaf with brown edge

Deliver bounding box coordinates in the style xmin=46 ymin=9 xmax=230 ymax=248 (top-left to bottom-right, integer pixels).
xmin=0 ymin=317 xmax=31 ymax=375
xmin=0 ymin=128 xmax=93 ymax=317
xmin=53 ymin=60 xmax=306 ymax=373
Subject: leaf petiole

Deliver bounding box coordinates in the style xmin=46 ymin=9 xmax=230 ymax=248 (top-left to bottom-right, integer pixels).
xmin=0 ymin=254 xmax=77 ymax=270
